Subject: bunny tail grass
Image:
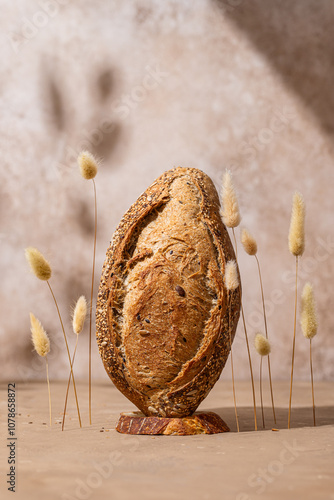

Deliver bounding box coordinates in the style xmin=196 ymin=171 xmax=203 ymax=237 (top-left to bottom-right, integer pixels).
xmin=254 ymin=333 xmax=271 ymax=429
xmin=79 ymin=151 xmax=99 ymax=426
xmin=30 ymin=313 xmax=50 ymax=357
xmin=255 ymin=254 xmax=276 ymax=425
xmin=62 ymin=335 xmax=79 ymax=431
xmin=73 ymin=295 xmax=87 ymax=335
xmin=25 ymin=247 xmax=52 ymax=281
xmin=220 ymin=170 xmax=241 ymax=228
xmin=46 ymin=281 xmax=82 ymax=428
xmin=241 ymin=228 xmax=257 ymax=256
xmin=288 ymin=256 xmax=299 ymax=429
xmin=63 ymin=297 xmax=86 ymax=430
xmin=232 ymin=228 xmax=257 ymax=431
xmin=301 ymin=283 xmax=317 ymax=426
xmin=301 ymin=283 xmax=317 ymax=340
xmin=289 ymin=192 xmax=305 ymax=257
xmin=224 ymin=260 xmax=239 ymax=291
xmin=288 ymin=193 xmax=305 ymax=428
xmin=30 ymin=314 xmax=52 ymax=425
xmin=254 ymin=333 xmax=271 ymax=356
xmin=78 ymin=151 xmax=98 ymax=180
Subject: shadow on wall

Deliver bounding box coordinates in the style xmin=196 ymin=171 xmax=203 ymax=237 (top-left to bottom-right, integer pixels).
xmin=41 ymin=60 xmax=123 ymax=166
xmin=214 ymin=0 xmax=334 ymax=137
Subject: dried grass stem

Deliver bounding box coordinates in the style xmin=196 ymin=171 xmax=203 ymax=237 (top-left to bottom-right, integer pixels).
xmin=47 ymin=281 xmax=82 ymax=428
xmin=232 ymin=228 xmax=257 ymax=431
xmin=62 ymin=335 xmax=79 ymax=431
xmin=288 ymin=256 xmax=299 ymax=429
xmin=310 ymin=339 xmax=316 ymax=426
xmin=45 ymin=356 xmax=52 ymax=426
xmin=255 ymin=254 xmax=276 ymax=425
xmin=228 ymin=294 xmax=239 ymax=432
xmin=88 ymin=178 xmax=97 ymax=425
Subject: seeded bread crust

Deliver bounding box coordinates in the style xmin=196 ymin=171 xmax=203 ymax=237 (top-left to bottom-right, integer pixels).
xmin=96 ymin=167 xmax=241 ymax=417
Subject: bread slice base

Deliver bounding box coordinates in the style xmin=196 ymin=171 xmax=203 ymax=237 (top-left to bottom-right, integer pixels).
xmin=116 ymin=411 xmax=230 ymax=435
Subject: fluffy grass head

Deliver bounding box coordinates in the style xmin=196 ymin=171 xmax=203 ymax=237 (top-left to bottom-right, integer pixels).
xmin=30 ymin=313 xmax=50 ymax=357
xmin=289 ymin=191 xmax=305 ymax=257
xmin=72 ymin=295 xmax=87 ymax=335
xmin=25 ymin=247 xmax=52 ymax=281
xmin=78 ymin=151 xmax=98 ymax=180
xmin=254 ymin=333 xmax=271 ymax=356
xmin=220 ymin=170 xmax=241 ymax=228
xmin=224 ymin=260 xmax=239 ymax=291
xmin=241 ymin=228 xmax=257 ymax=256
xmin=301 ymin=283 xmax=318 ymax=339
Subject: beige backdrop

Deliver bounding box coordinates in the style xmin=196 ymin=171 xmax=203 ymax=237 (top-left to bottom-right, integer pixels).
xmin=1 ymin=0 xmax=333 ymax=383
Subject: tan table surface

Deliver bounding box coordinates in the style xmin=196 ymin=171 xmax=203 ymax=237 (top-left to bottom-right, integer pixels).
xmin=1 ymin=380 xmax=333 ymax=500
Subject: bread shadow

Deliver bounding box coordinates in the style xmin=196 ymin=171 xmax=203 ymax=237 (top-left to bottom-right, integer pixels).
xmin=208 ymin=406 xmax=334 ymax=433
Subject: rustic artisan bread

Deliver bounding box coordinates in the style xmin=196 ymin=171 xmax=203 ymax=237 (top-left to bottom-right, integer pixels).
xmin=96 ymin=167 xmax=241 ymax=418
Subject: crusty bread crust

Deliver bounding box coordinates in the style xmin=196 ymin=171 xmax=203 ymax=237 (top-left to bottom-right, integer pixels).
xmin=96 ymin=167 xmax=241 ymax=417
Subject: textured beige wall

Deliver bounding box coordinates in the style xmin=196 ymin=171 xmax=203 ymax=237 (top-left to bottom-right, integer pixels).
xmin=1 ymin=0 xmax=334 ymax=383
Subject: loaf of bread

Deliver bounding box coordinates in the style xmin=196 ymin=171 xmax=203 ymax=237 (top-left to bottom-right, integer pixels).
xmin=96 ymin=167 xmax=241 ymax=418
